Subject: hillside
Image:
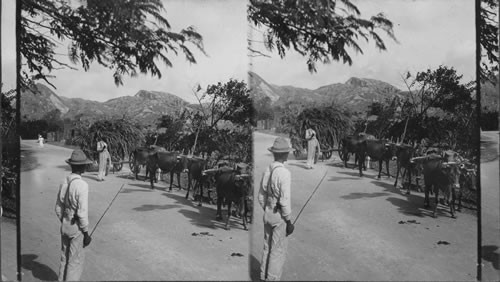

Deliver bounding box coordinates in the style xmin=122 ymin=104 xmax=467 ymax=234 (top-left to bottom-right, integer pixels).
xmin=250 ymin=71 xmax=404 ymax=113
xmin=21 ymin=84 xmax=193 ymax=125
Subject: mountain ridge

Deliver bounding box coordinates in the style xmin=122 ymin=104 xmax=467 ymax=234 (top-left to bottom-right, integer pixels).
xmin=21 ymin=84 xmax=193 ymax=125
xmin=250 ymin=71 xmax=405 ymax=113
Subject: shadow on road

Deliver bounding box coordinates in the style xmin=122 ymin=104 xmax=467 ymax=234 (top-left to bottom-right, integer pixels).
xmin=371 ymin=179 xmax=397 ymax=189
xmin=162 ymin=193 xmax=249 ymax=230
xmin=385 ymin=197 xmax=426 ymax=217
xmin=20 ymin=149 xmax=40 ymax=172
xmin=133 ymin=204 xmax=183 ymax=211
xmin=341 ymin=192 xmax=390 ymax=200
xmin=161 ymin=192 xmax=229 ymax=230
xmin=120 ymin=187 xmax=154 ymax=194
xmin=334 ymin=171 xmax=361 ymax=178
xmin=328 ymin=175 xmax=359 ymax=181
xmin=128 ymin=183 xmax=154 ymax=190
xmin=482 ymin=245 xmax=499 ymax=270
xmin=21 ymin=254 xmax=58 ymax=281
xmin=326 ymin=162 xmax=348 ymax=168
xmin=249 ymin=254 xmax=261 ymax=281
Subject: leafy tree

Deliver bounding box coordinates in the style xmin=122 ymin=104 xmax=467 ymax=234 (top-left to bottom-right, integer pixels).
xmin=21 ymin=0 xmax=205 ymax=88
xmin=402 ymin=66 xmax=474 ymax=120
xmin=1 ymin=89 xmax=18 ymax=208
xmin=42 ymin=109 xmax=64 ymax=132
xmin=153 ymin=111 xmax=190 ymax=151
xmin=254 ymin=96 xmax=274 ymax=121
xmin=174 ymin=80 xmax=253 ymax=162
xmin=364 ymin=98 xmax=400 ymax=139
xmin=276 ymin=100 xmax=312 ymax=133
xmin=198 ymin=79 xmax=254 ymax=128
xmin=74 ymin=118 xmax=145 ymax=162
xmin=479 ymin=0 xmax=499 ymax=84
xmin=19 ymin=120 xmax=49 ymax=139
xmin=398 ymin=66 xmax=476 ymax=159
xmin=248 ymin=0 xmax=397 ymax=72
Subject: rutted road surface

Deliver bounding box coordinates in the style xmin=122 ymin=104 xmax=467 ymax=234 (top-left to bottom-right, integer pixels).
xmin=19 ymin=141 xmax=249 ymax=281
xmin=251 ymin=132 xmax=477 ymax=281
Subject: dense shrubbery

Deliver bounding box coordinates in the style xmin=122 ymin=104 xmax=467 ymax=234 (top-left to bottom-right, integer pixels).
xmin=2 ymin=90 xmax=18 ymax=217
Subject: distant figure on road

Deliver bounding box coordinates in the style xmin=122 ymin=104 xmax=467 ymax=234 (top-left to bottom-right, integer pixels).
xmin=96 ymin=138 xmax=110 ymax=181
xmin=55 ymin=149 xmax=93 ymax=281
xmin=305 ymin=128 xmax=320 ymax=169
xmin=38 ymin=134 xmax=44 ymax=148
xmin=258 ymin=137 xmax=295 ymax=281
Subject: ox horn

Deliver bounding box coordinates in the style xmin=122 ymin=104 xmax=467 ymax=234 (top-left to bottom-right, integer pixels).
xmin=410 ymin=156 xmax=427 ymax=163
xmin=442 ymin=161 xmax=458 ymax=168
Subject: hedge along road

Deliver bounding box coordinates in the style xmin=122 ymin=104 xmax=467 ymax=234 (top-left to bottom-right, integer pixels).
xmin=250 ymin=131 xmax=477 ymax=281
xmin=19 ymin=140 xmax=249 ymax=281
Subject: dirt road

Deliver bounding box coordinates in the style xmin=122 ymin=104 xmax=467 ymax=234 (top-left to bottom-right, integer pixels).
xmin=19 ymin=140 xmax=249 ymax=281
xmin=480 ymin=130 xmax=499 ymax=281
xmin=251 ymin=132 xmax=477 ymax=281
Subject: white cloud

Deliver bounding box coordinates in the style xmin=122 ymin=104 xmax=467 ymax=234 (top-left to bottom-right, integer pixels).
xmin=1 ymin=0 xmax=17 ymax=90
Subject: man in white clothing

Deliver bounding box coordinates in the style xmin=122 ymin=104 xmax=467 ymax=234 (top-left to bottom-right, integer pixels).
xmin=305 ymin=128 xmax=320 ymax=169
xmin=55 ymin=149 xmax=93 ymax=281
xmin=258 ymin=137 xmax=295 ymax=281
xmin=96 ymin=138 xmax=110 ymax=181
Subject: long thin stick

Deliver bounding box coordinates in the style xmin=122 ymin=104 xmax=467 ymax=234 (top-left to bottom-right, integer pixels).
xmin=90 ymin=183 xmax=125 ymax=236
xmin=293 ymin=169 xmax=328 ymax=225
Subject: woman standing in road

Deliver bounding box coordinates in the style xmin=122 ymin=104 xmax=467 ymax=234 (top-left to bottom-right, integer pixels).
xmin=38 ymin=134 xmax=44 ymax=148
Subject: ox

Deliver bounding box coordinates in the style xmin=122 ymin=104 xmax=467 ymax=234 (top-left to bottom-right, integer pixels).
xmin=185 ymin=157 xmax=209 ymax=206
xmin=411 ymin=151 xmax=461 ymax=218
xmin=147 ymin=151 xmax=188 ymax=190
xmin=340 ymin=133 xmax=375 ymax=169
xmin=393 ymin=143 xmax=421 ymax=194
xmin=131 ymin=145 xmax=165 ymax=180
xmin=205 ymin=164 xmax=251 ymax=230
xmin=357 ymin=139 xmax=397 ymax=178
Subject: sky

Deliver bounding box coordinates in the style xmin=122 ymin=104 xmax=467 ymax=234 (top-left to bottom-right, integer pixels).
xmin=1 ymin=0 xmax=17 ymax=93
xmin=250 ymin=0 xmax=476 ymax=91
xmin=2 ymin=0 xmax=248 ymax=104
xmin=2 ymin=0 xmax=477 ymax=102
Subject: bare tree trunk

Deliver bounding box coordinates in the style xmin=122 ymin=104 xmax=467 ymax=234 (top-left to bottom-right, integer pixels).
xmin=191 ymin=125 xmax=200 ymax=156
xmin=400 ymin=117 xmax=409 ymax=144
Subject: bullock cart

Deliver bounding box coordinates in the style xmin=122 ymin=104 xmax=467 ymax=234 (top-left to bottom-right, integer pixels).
xmin=291 ymin=135 xmax=339 ymax=161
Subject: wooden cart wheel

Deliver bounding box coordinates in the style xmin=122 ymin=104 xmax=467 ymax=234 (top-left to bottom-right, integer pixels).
xmin=113 ymin=156 xmax=123 ymax=172
xmin=324 ymin=151 xmax=332 ymax=159
xmin=338 ymin=142 xmax=349 ymax=162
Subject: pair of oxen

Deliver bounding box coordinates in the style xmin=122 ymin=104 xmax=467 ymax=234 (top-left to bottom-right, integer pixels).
xmin=340 ymin=134 xmax=476 ymax=218
xmin=131 ymin=146 xmax=252 ymax=230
